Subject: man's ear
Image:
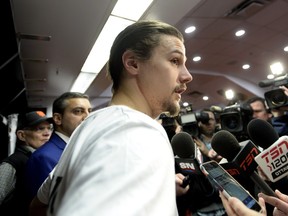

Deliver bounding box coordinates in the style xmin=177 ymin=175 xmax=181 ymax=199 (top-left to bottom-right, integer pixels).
xmin=53 ymin=113 xmax=62 ymax=126
xmin=16 ymin=130 xmax=26 ymax=142
xmin=122 ymin=50 xmax=139 ymax=75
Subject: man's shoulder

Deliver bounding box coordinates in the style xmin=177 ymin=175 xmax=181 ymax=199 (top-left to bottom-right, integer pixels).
xmin=30 ymin=137 xmax=64 ymax=160
xmin=86 ymin=106 xmax=147 ymax=123
xmin=1 ymin=148 xmax=31 ymax=169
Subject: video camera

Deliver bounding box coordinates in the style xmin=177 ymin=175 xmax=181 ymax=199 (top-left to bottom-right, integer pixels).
xmin=179 ymin=111 xmax=209 ymax=137
xmin=220 ymin=103 xmax=253 ymax=142
xmin=258 ymin=74 xmax=288 ymax=109
xmin=158 ymin=113 xmax=178 ymax=141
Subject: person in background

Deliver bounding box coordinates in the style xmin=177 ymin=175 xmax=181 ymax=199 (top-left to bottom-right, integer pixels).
xmin=0 ymin=111 xmax=52 ymax=216
xmin=35 ymin=20 xmax=192 ymax=216
xmin=246 ymin=97 xmax=272 ymax=122
xmin=25 ymin=92 xmax=92 ymax=202
xmin=246 ymin=86 xmax=288 ymax=137
xmin=194 ymin=108 xmax=222 ymax=163
xmin=269 ymin=85 xmax=288 ymax=136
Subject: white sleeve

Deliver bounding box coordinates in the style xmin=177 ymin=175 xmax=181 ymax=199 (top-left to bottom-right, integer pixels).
xmin=37 ymin=167 xmax=55 ymax=204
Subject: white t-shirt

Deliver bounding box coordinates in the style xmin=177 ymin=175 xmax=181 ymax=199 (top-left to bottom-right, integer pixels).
xmin=45 ymin=105 xmax=178 ymax=216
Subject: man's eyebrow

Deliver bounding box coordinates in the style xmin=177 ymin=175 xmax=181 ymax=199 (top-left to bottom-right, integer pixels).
xmin=171 ymin=49 xmax=186 ymax=61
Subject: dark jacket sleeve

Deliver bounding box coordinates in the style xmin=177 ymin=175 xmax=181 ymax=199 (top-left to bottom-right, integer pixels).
xmin=271 ymin=113 xmax=288 ymax=136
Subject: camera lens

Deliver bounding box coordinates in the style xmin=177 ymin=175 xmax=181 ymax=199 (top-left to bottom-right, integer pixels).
xmin=222 ymin=116 xmax=239 ymax=130
xmin=271 ymin=91 xmax=287 ymax=106
xmin=220 ymin=111 xmax=243 ymax=133
xmin=265 ymin=88 xmax=288 ymax=109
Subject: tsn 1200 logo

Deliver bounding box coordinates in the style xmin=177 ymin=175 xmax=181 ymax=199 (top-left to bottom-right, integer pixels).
xmin=260 ymin=138 xmax=288 ymax=176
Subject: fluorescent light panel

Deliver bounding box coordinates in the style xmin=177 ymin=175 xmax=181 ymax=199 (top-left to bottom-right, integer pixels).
xmin=112 ymin=0 xmax=153 ymax=20
xmin=71 ymin=72 xmax=97 ymax=93
xmin=70 ymin=0 xmax=153 ymax=93
xmin=81 ymin=16 xmax=134 ymax=74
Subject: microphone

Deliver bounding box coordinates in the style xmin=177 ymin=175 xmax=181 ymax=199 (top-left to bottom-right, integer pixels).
xmin=258 ymin=79 xmax=275 ymax=88
xmin=171 ymin=132 xmax=216 ymax=200
xmin=211 ymin=130 xmax=276 ymax=197
xmin=247 ymin=118 xmax=279 ymax=149
xmin=171 ymin=131 xmax=197 ymax=159
xmin=258 ymin=74 xmax=288 ymax=88
xmin=171 ymin=132 xmax=200 ymax=187
xmin=248 ymin=118 xmax=288 ymax=182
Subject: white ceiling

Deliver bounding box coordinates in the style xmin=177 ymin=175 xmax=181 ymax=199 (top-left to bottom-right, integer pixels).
xmin=10 ymin=0 xmax=288 ymax=113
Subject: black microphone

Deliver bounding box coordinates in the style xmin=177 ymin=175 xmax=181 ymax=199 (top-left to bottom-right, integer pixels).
xmin=171 ymin=132 xmax=199 ymax=187
xmin=258 ymin=79 xmax=275 ymax=88
xmin=171 ymin=131 xmax=197 ymax=159
xmin=247 ymin=118 xmax=279 ymax=149
xmin=259 ymin=74 xmax=288 ymax=88
xmin=248 ymin=118 xmax=288 ymax=182
xmin=211 ymin=130 xmax=277 ymax=197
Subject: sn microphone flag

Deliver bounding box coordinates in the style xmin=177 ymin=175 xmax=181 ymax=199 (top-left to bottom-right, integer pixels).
xmin=255 ymin=136 xmax=288 ymax=182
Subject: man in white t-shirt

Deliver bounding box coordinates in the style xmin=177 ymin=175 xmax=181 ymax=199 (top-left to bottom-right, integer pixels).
xmin=30 ymin=20 xmax=193 ymax=216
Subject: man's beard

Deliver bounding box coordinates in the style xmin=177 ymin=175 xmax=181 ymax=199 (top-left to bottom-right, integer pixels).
xmin=164 ymin=100 xmax=180 ymax=117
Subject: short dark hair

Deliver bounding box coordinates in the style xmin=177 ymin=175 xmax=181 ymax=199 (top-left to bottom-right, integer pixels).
xmin=246 ymin=96 xmax=267 ymax=109
xmin=53 ymin=92 xmax=89 ymax=114
xmin=107 ymin=20 xmax=184 ymax=92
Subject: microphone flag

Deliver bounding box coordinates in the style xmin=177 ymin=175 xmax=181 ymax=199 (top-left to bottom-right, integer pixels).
xmin=233 ymin=140 xmax=260 ymax=175
xmin=255 ymin=136 xmax=288 ymax=182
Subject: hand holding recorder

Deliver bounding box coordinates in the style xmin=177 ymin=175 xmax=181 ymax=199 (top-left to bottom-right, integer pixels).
xmin=200 ymin=160 xmax=262 ymax=212
xmin=220 ymin=192 xmax=266 ymax=216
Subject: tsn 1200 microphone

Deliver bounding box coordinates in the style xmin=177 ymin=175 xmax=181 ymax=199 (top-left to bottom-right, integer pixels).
xmin=247 ymin=118 xmax=279 ymax=150
xmin=211 ymin=130 xmax=276 ymax=197
xmin=248 ymin=118 xmax=288 ymax=182
xmin=171 ymin=132 xmax=201 ymax=187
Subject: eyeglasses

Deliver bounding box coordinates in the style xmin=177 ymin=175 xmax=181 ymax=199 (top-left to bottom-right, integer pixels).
xmin=23 ymin=126 xmax=53 ymax=133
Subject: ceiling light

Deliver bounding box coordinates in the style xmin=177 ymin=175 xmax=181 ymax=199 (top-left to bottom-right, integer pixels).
xmin=185 ymin=26 xmax=196 ymax=34
xmin=235 ymin=29 xmax=245 ymax=37
xmin=270 ymin=62 xmax=284 ymax=75
xmin=242 ymin=64 xmax=250 ymax=70
xmin=225 ymin=89 xmax=234 ymax=100
xmin=70 ymin=72 xmax=98 ymax=93
xmin=193 ymin=56 xmax=201 ymax=62
xmin=70 ymin=0 xmax=153 ymax=93
xmin=112 ymin=0 xmax=153 ymax=20
xmin=267 ymin=74 xmax=274 ymax=79
xmin=284 ymin=46 xmax=288 ymax=52
xmin=182 ymin=102 xmax=189 ymax=107
xmin=203 ymin=96 xmax=208 ymax=101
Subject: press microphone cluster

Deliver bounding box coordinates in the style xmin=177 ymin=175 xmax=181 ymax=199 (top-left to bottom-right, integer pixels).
xmin=211 ymin=129 xmax=276 ymax=197
xmin=247 ymin=118 xmax=288 ymax=182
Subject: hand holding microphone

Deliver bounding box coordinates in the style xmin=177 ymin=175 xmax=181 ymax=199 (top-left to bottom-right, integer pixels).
xmin=171 ymin=132 xmax=214 ymax=193
xmin=175 ymin=173 xmax=190 ymax=195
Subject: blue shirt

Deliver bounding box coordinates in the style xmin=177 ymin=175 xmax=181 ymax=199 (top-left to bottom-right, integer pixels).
xmin=271 ymin=113 xmax=288 ymax=137
xmin=25 ymin=132 xmax=66 ymax=201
